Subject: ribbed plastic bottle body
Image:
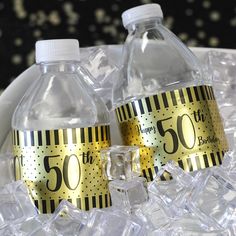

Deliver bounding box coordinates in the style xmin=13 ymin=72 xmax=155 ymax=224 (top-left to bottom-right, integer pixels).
xmin=114 ymin=17 xmax=228 ymax=181
xmin=12 ymin=61 xmax=110 ymax=130
xmin=113 ymin=18 xmax=210 ymax=107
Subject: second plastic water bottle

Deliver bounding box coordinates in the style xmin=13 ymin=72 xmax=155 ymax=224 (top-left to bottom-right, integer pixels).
xmin=113 ymin=4 xmax=228 ymax=181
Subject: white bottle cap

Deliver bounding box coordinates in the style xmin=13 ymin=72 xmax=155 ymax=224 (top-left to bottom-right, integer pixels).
xmin=122 ymin=4 xmax=163 ymax=29
xmin=35 ymin=39 xmax=80 ymax=63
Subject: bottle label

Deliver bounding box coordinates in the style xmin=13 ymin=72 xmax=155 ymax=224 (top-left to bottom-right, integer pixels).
xmin=12 ymin=125 xmax=111 ymax=213
xmin=115 ymin=85 xmax=228 ymax=181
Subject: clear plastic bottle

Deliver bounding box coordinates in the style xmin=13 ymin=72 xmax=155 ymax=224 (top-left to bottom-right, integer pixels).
xmin=113 ymin=4 xmax=228 ymax=181
xmin=12 ymin=39 xmax=111 ymax=213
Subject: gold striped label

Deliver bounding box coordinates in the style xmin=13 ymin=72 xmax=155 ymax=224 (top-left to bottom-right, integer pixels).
xmin=115 ymin=85 xmax=228 ymax=181
xmin=12 ymin=125 xmax=111 ymax=213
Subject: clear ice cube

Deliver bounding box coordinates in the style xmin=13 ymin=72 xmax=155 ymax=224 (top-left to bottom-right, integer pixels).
xmin=0 ymin=153 xmax=14 ymax=187
xmin=109 ymin=177 xmax=148 ymax=213
xmin=134 ymin=195 xmax=173 ymax=231
xmin=187 ymin=170 xmax=236 ymax=229
xmin=80 ymin=208 xmax=145 ymax=236
xmin=0 ymin=181 xmax=38 ymax=228
xmin=30 ymin=200 xmax=88 ymax=236
xmin=101 ymin=145 xmax=141 ymax=180
xmin=148 ymin=161 xmax=195 ymax=211
xmin=206 ymin=51 xmax=236 ymax=131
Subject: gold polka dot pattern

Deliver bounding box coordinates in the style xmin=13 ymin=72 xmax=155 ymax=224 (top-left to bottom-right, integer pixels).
xmin=116 ymin=86 xmax=228 ymax=181
xmin=12 ymin=125 xmax=111 ymax=213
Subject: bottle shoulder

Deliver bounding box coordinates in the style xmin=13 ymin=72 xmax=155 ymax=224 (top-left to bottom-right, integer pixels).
xmin=12 ymin=72 xmax=110 ymax=130
xmin=113 ymin=25 xmax=210 ymax=107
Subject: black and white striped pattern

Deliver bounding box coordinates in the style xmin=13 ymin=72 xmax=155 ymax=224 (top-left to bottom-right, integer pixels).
xmin=13 ymin=126 xmax=110 ymax=146
xmin=116 ymin=85 xmax=215 ymax=123
xmin=34 ymin=194 xmax=111 ymax=213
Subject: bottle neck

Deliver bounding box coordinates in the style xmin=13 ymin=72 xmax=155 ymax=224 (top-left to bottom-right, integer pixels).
xmin=126 ymin=18 xmax=163 ymax=33
xmin=39 ymin=61 xmax=79 ymax=74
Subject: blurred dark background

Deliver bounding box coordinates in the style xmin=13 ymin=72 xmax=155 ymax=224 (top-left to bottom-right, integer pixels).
xmin=0 ymin=0 xmax=235 ymax=89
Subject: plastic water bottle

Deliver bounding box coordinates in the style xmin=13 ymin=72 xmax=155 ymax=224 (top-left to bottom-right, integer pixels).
xmin=113 ymin=4 xmax=228 ymax=181
xmin=12 ymin=39 xmax=111 ymax=213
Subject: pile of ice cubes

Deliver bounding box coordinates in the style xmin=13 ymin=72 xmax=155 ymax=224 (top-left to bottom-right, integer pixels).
xmin=0 ymin=50 xmax=236 ymax=235
xmin=1 ymin=146 xmax=236 ymax=235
